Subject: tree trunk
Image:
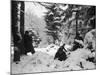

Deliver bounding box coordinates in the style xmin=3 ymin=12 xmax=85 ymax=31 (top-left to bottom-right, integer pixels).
xmin=11 ymin=1 xmax=25 ymax=55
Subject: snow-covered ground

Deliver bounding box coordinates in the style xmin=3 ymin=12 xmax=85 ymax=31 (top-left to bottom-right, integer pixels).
xmin=11 ymin=44 xmax=96 ymax=74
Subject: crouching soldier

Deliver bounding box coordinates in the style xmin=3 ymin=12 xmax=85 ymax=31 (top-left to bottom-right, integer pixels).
xmin=72 ymin=33 xmax=84 ymax=51
xmin=24 ymin=31 xmax=35 ymax=55
xmin=54 ymin=44 xmax=67 ymax=61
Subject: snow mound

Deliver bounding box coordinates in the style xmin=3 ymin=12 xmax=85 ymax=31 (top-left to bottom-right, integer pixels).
xmin=35 ymin=44 xmax=72 ymax=56
xmin=84 ymin=29 xmax=96 ymax=50
xmin=63 ymin=48 xmax=96 ymax=70
xmin=35 ymin=44 xmax=59 ymax=56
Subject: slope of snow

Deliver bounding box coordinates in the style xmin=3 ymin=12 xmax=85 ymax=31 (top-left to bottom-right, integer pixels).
xmin=11 ymin=47 xmax=96 ymax=74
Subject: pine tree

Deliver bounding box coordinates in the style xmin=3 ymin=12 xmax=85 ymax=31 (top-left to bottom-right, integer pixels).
xmin=39 ymin=2 xmax=95 ymax=45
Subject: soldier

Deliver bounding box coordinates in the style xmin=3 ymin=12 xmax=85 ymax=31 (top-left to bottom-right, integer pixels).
xmin=72 ymin=32 xmax=84 ymax=51
xmin=24 ymin=31 xmax=35 ymax=55
xmin=54 ymin=44 xmax=67 ymax=61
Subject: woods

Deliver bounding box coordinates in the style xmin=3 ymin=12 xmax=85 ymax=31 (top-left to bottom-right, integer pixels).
xmin=43 ymin=3 xmax=95 ymax=45
xmin=11 ymin=1 xmax=96 ymax=74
